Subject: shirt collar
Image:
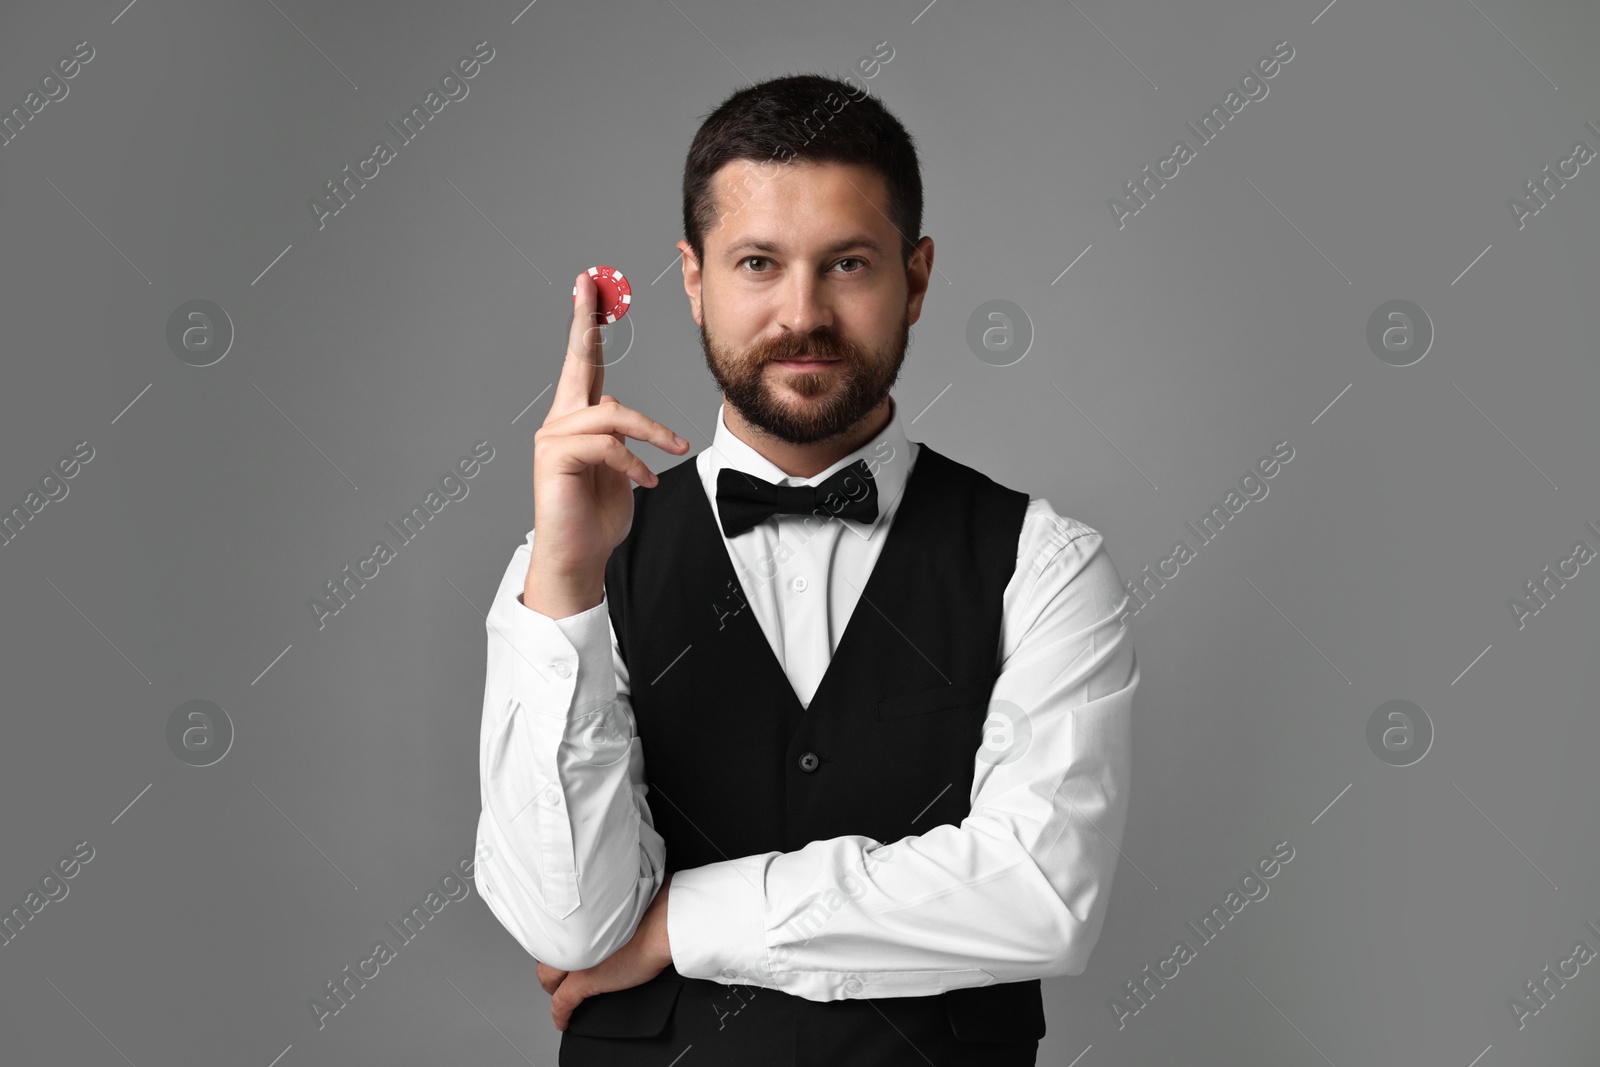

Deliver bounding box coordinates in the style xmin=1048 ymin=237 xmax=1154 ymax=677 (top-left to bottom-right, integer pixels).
xmin=702 ymin=394 xmax=915 ymax=535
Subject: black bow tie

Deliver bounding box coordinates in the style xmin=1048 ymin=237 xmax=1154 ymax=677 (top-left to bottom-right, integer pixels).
xmin=716 ymin=459 xmax=879 ymax=537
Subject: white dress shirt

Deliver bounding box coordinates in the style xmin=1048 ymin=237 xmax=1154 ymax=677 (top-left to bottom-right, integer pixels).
xmin=475 ymin=394 xmax=1139 ymax=1002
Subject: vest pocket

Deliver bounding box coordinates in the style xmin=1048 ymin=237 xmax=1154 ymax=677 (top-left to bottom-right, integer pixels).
xmin=563 ymin=977 xmax=682 ymax=1038
xmin=942 ymin=978 xmax=1047 ymax=1042
xmin=874 ymin=673 xmax=999 ymax=721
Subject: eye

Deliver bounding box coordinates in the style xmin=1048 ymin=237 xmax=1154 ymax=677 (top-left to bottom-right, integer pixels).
xmin=739 ymin=256 xmax=770 ymax=273
xmin=834 ymin=257 xmax=866 ymax=273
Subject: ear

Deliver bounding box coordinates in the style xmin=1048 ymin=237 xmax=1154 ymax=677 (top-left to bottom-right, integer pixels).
xmin=905 ymin=236 xmax=934 ymax=326
xmin=677 ymin=239 xmax=704 ymax=327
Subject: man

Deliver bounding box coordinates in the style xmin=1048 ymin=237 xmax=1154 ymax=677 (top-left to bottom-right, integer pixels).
xmin=476 ymin=73 xmax=1138 ymax=1065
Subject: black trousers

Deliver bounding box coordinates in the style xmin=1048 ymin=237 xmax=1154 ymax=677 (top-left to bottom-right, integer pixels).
xmin=558 ymin=964 xmax=1044 ymax=1066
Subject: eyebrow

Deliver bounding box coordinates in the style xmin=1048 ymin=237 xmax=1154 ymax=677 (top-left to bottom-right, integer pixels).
xmin=724 ymin=235 xmax=886 ymax=259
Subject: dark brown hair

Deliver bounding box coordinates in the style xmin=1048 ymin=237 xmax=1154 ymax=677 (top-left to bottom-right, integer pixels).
xmin=681 ymin=73 xmax=924 ymax=271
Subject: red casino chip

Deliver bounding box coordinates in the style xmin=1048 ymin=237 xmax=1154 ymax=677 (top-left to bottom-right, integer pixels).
xmin=572 ymin=265 xmax=632 ymax=323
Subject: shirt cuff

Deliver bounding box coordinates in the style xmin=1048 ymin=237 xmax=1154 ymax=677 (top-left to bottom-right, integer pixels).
xmin=544 ymin=593 xmax=617 ymax=716
xmin=489 ymin=589 xmax=613 ymax=719
xmin=667 ymin=855 xmax=771 ymax=983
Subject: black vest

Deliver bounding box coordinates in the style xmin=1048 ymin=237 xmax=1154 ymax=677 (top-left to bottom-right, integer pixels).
xmin=560 ymin=442 xmax=1046 ymax=1066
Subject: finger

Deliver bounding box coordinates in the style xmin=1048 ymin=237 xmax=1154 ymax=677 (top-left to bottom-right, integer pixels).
xmin=542 ymin=432 xmax=660 ymax=487
xmin=597 ymin=395 xmax=622 ymax=447
xmin=552 ymin=977 xmax=585 ymax=1032
xmin=536 ymin=962 xmax=569 ymax=996
xmin=551 ymin=271 xmax=606 ymax=419
xmin=542 ymin=400 xmax=689 ymax=458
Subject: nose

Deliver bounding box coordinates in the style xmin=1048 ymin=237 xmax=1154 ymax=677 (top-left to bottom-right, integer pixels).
xmin=778 ymin=272 xmax=833 ymax=337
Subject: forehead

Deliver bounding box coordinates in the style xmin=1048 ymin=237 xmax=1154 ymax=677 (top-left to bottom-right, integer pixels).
xmin=705 ymin=158 xmax=892 ymax=251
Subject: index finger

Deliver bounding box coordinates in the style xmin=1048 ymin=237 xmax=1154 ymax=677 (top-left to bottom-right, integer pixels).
xmin=552 ymin=270 xmax=606 ymax=417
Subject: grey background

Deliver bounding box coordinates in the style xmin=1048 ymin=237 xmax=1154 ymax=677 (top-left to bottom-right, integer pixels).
xmin=1 ymin=0 xmax=1596 ymax=1064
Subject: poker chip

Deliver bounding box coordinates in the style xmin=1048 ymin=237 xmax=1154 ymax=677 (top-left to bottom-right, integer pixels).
xmin=572 ymin=265 xmax=632 ymax=323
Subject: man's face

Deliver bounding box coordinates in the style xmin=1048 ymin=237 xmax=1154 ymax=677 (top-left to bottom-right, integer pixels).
xmin=680 ymin=159 xmax=932 ymax=446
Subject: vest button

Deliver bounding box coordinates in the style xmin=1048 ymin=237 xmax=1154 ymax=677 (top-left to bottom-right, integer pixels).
xmin=798 ymin=751 xmax=820 ymax=773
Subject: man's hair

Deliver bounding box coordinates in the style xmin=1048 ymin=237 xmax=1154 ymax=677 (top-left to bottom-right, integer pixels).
xmin=681 ymin=73 xmax=924 ymax=272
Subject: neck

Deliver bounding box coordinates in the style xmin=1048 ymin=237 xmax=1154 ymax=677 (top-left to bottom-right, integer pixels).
xmin=724 ymin=397 xmax=893 ymax=479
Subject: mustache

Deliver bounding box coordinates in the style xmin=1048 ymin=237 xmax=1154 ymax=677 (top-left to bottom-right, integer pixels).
xmin=756 ymin=330 xmax=855 ymax=362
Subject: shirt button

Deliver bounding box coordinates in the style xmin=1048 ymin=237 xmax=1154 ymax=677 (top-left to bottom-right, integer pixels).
xmin=798 ymin=751 xmax=820 ymax=773
xmin=791 ymin=576 xmax=808 ymax=592
xmin=552 ymin=662 xmax=572 ymax=679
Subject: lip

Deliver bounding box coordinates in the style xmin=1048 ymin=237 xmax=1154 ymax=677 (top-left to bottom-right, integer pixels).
xmin=772 ymin=358 xmax=840 ymax=370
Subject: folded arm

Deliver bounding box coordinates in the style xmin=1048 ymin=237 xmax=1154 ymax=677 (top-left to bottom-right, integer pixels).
xmin=665 ymin=510 xmax=1139 ymax=1001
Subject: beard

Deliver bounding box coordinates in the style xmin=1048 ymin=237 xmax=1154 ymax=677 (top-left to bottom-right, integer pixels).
xmin=699 ymin=313 xmax=910 ymax=446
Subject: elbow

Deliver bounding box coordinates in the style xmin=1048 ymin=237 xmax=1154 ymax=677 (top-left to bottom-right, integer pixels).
xmin=491 ymin=906 xmax=628 ymax=973
xmin=525 ymin=916 xmax=639 ymax=972
xmin=534 ymin=902 xmax=640 ymax=972
xmin=1048 ymin=911 xmax=1109 ymax=978
xmin=1052 ymin=948 xmax=1092 ymax=978
xmin=532 ymin=943 xmax=610 ymax=973
xmin=1041 ymin=937 xmax=1091 ymax=979
xmin=476 ymin=863 xmax=641 ymax=972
